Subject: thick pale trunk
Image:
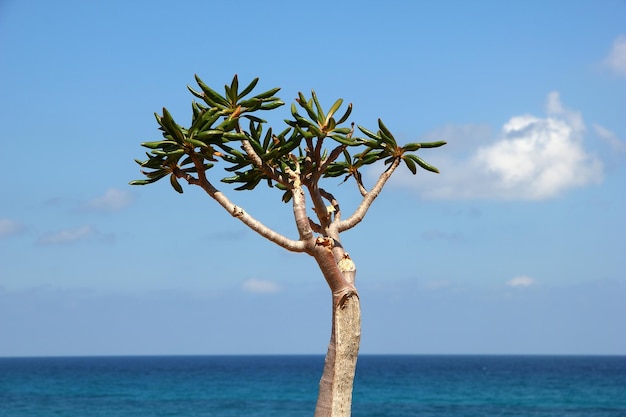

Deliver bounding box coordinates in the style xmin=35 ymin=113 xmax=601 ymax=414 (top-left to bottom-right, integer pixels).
xmin=314 ymin=250 xmax=361 ymax=417
xmin=314 ymin=293 xmax=361 ymax=417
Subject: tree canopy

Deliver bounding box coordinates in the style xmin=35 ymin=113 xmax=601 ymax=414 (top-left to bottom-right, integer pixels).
xmin=130 ymin=74 xmax=445 ymax=219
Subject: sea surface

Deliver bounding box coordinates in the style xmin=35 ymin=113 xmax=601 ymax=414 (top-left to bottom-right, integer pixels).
xmin=0 ymin=355 xmax=624 ymax=416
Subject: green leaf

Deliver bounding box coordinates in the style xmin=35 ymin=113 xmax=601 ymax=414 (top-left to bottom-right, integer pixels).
xmin=418 ymin=140 xmax=447 ymax=148
xmin=222 ymin=132 xmax=249 ymax=141
xmin=160 ymin=108 xmax=185 ymax=144
xmin=293 ymin=114 xmax=323 ymax=137
xmin=262 ymin=127 xmax=273 ymax=149
xmin=377 ymin=119 xmax=397 ymax=147
xmin=377 ymin=118 xmax=394 ymax=140
xmin=224 ymin=161 xmax=252 ymax=172
xmin=402 ymin=142 xmax=422 ymax=152
xmin=163 ymin=148 xmax=185 ymax=157
xmin=228 ymin=74 xmax=239 ymax=103
xmin=182 ymin=163 xmax=213 ymax=173
xmin=184 ymin=137 xmax=208 ymax=149
xmin=194 ymin=75 xmax=229 ymax=107
xmin=281 ymin=190 xmax=292 ymax=203
xmin=325 ymin=98 xmax=343 ymax=124
xmin=296 ymin=92 xmax=318 ymax=121
xmin=403 ymin=155 xmax=417 ymax=174
xmin=330 ymin=134 xmax=357 ymax=146
xmin=187 ymin=85 xmax=204 ymax=99
xmin=237 ymin=77 xmax=260 ymax=99
xmin=224 ymin=84 xmax=233 ymax=104
xmin=170 ymin=174 xmax=184 ymax=193
xmin=143 ymin=168 xmax=170 ymax=179
xmin=140 ymin=157 xmax=166 ymax=170
xmin=129 ymin=175 xmax=166 ymax=185
xmin=356 ymin=152 xmax=383 ymax=166
xmin=195 ymin=130 xmax=224 ymax=142
xmin=236 ymin=176 xmax=262 ymax=190
xmin=239 ymin=97 xmax=262 ymax=111
xmin=248 ymin=137 xmax=265 ymax=156
xmin=259 ymin=101 xmax=284 ymax=110
xmin=324 ymin=162 xmax=349 ymax=177
xmin=253 ymin=87 xmax=281 ymax=100
xmin=243 ymin=114 xmax=267 ymax=123
xmin=192 ymin=108 xmax=222 ymax=132
xmin=332 ymin=127 xmax=352 ymax=135
xmin=357 ymin=125 xmax=381 ymax=140
xmin=342 ymin=149 xmax=352 ymax=165
xmin=141 ymin=140 xmax=178 ymax=149
xmin=191 ymin=101 xmax=202 ymax=122
xmin=355 ymin=138 xmax=381 ymax=149
xmin=216 ymin=117 xmax=239 ymax=132
xmin=311 ymin=90 xmax=325 ymax=123
xmin=222 ymin=147 xmax=247 ymax=159
xmin=325 ymin=117 xmax=336 ymax=132
xmin=336 ymin=103 xmax=352 ymax=124
xmin=405 ymin=154 xmax=440 ymax=173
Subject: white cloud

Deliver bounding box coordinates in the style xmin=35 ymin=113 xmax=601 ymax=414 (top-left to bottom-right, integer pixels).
xmin=0 ymin=219 xmax=23 ymax=238
xmin=37 ymin=225 xmax=94 ymax=245
xmin=507 ymin=276 xmax=535 ymax=288
xmin=593 ymin=123 xmax=626 ymax=154
xmin=603 ymin=35 xmax=626 ymax=77
xmin=85 ymin=188 xmax=134 ymax=212
xmin=242 ymin=278 xmax=281 ymax=294
xmin=391 ymin=92 xmax=603 ymax=200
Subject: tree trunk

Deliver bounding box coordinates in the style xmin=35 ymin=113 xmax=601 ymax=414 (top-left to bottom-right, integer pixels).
xmin=314 ymin=250 xmax=361 ymax=417
xmin=314 ymin=293 xmax=361 ymax=417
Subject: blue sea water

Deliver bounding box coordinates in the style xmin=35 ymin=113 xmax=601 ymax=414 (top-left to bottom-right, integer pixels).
xmin=0 ymin=355 xmax=624 ymax=416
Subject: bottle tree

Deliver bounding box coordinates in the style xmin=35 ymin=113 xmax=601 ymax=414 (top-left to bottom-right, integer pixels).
xmin=131 ymin=75 xmax=445 ymax=416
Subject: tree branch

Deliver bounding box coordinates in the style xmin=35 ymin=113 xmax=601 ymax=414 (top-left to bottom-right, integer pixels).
xmin=235 ymin=121 xmax=287 ymax=187
xmin=285 ymin=160 xmax=315 ymax=249
xmin=173 ymin=161 xmax=305 ymax=253
xmin=354 ymin=170 xmax=367 ymax=197
xmin=307 ymin=183 xmax=332 ymax=231
xmin=303 ymin=144 xmax=337 ymax=231
xmin=337 ymin=157 xmax=401 ymax=233
xmin=319 ymin=188 xmax=341 ymax=223
xmin=239 ymin=138 xmax=287 ymax=186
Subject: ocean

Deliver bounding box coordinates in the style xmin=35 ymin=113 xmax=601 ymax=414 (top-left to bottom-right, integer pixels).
xmin=0 ymin=355 xmax=624 ymax=416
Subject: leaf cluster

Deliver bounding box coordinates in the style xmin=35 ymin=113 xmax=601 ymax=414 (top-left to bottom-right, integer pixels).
xmin=130 ymin=75 xmax=285 ymax=192
xmin=131 ymin=75 xmax=445 ymax=197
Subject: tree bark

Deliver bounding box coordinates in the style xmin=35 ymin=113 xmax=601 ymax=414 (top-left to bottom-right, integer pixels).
xmin=315 ymin=293 xmax=361 ymax=417
xmin=314 ymin=250 xmax=361 ymax=417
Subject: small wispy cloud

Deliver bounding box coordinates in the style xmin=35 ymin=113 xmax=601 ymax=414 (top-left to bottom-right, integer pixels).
xmin=390 ymin=92 xmax=603 ymax=200
xmin=84 ymin=188 xmax=134 ymax=212
xmin=593 ymin=123 xmax=626 ymax=154
xmin=242 ymin=278 xmax=281 ymax=294
xmin=507 ymin=276 xmax=535 ymax=288
xmin=603 ymin=34 xmax=626 ymax=77
xmin=37 ymin=225 xmax=94 ymax=245
xmin=0 ymin=218 xmax=24 ymax=238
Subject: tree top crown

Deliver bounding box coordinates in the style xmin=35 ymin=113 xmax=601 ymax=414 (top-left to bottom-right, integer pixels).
xmin=130 ymin=74 xmax=445 ymax=200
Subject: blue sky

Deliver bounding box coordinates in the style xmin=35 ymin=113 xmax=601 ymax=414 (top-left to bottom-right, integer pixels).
xmin=1 ymin=0 xmax=625 ymax=356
